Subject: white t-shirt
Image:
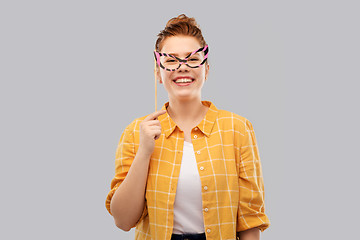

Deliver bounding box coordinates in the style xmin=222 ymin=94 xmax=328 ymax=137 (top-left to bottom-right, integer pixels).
xmin=172 ymin=140 xmax=205 ymax=234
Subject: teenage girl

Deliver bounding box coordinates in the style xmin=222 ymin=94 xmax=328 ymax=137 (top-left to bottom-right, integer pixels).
xmin=106 ymin=14 xmax=270 ymax=240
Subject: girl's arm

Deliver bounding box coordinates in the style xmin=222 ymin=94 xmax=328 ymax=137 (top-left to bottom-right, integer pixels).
xmin=110 ymin=148 xmax=151 ymax=231
xmin=109 ymin=110 xmax=166 ymax=231
xmin=237 ymin=228 xmax=260 ymax=240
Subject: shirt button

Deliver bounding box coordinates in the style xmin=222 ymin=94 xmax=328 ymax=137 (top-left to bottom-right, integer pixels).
xmin=207 ymin=229 xmax=211 ymax=233
xmin=204 ymin=208 xmax=208 ymax=212
xmin=193 ymin=135 xmax=197 ymax=139
xmin=194 ymin=127 xmax=198 ymax=131
xmin=196 ymin=151 xmax=200 ymax=154
xmin=204 ymin=186 xmax=208 ymax=190
xmin=199 ymin=166 xmax=204 ymax=171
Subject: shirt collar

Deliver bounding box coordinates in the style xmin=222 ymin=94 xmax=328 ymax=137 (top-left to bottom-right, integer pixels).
xmin=158 ymin=100 xmax=219 ymax=138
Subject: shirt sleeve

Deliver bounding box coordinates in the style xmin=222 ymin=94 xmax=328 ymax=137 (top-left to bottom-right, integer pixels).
xmin=237 ymin=118 xmax=270 ymax=232
xmin=105 ymin=121 xmax=148 ymax=224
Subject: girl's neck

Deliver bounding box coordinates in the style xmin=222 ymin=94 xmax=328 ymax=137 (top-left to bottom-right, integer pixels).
xmin=166 ymin=98 xmax=207 ymax=125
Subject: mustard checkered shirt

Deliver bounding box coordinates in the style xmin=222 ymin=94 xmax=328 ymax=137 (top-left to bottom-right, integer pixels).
xmin=106 ymin=100 xmax=270 ymax=240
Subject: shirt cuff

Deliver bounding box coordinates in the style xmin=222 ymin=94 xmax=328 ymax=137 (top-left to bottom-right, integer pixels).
xmin=237 ymin=212 xmax=270 ymax=232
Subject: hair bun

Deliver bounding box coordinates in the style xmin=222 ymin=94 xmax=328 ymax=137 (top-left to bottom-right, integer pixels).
xmin=155 ymin=14 xmax=207 ymax=53
xmin=165 ymin=14 xmax=199 ymax=28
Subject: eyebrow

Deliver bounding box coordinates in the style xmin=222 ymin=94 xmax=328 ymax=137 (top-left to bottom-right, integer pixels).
xmin=167 ymin=51 xmax=193 ymax=56
xmin=167 ymin=50 xmax=202 ymax=56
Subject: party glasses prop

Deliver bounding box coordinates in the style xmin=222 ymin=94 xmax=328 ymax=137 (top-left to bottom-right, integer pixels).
xmin=153 ymin=45 xmax=209 ymax=71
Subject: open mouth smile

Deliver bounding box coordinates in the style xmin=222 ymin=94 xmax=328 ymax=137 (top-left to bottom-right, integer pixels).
xmin=173 ymin=78 xmax=195 ymax=86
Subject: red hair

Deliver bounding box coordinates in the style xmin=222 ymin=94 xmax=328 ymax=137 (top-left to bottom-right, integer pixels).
xmin=155 ymin=14 xmax=208 ymax=53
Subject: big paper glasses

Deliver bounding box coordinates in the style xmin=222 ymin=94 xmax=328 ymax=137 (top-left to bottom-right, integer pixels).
xmin=154 ymin=45 xmax=209 ymax=71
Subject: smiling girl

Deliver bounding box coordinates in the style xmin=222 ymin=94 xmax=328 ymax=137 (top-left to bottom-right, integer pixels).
xmin=106 ymin=14 xmax=270 ymax=240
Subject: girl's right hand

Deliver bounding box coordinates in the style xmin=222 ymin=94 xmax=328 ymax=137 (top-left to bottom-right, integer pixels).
xmin=139 ymin=109 xmax=167 ymax=156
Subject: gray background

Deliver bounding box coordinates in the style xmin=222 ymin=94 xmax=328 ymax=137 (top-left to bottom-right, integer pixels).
xmin=1 ymin=0 xmax=359 ymax=239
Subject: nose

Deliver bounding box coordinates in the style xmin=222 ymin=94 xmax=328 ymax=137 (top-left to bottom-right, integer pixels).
xmin=177 ymin=61 xmax=190 ymax=72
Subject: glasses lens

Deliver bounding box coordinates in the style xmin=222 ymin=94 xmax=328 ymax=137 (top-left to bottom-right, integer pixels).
xmin=160 ymin=55 xmax=179 ymax=70
xmin=186 ymin=53 xmax=204 ymax=68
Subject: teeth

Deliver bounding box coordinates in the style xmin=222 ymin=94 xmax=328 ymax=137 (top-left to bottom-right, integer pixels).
xmin=175 ymin=78 xmax=193 ymax=83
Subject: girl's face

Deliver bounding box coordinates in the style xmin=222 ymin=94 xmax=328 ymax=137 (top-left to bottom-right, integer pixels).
xmin=156 ymin=35 xmax=209 ymax=102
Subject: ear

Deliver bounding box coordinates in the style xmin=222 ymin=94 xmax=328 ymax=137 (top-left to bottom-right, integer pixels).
xmin=155 ymin=65 xmax=163 ymax=84
xmin=205 ymin=63 xmax=210 ymax=81
xmin=157 ymin=70 xmax=163 ymax=84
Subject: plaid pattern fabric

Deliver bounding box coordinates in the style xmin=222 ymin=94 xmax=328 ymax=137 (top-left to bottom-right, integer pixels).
xmin=106 ymin=100 xmax=270 ymax=240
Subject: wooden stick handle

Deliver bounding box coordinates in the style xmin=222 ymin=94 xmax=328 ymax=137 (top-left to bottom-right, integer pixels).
xmin=154 ymin=59 xmax=157 ymax=112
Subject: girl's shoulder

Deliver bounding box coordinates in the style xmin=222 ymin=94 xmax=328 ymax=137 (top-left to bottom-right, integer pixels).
xmin=217 ymin=108 xmax=248 ymax=124
xmin=122 ymin=116 xmax=145 ymax=133
xmin=216 ymin=108 xmax=253 ymax=134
